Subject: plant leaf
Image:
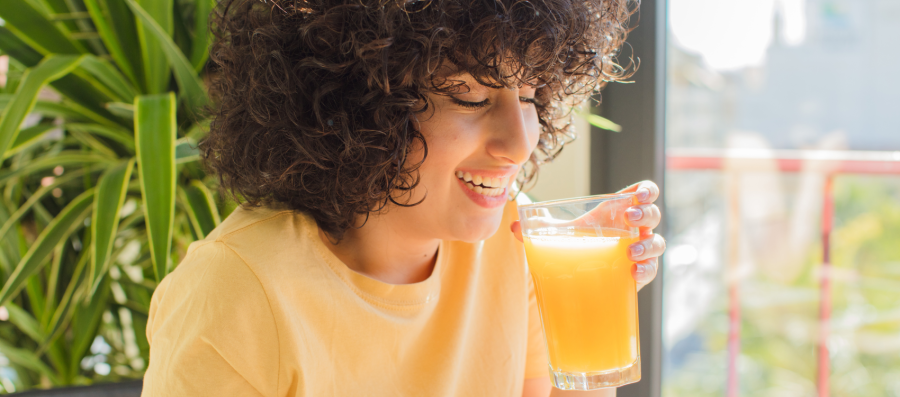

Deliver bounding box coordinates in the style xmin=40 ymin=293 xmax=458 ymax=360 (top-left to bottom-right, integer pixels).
xmin=0 ymin=189 xmax=94 ymax=307
xmin=69 ymin=276 xmax=109 ymax=371
xmin=66 ymin=123 xmax=135 ymax=152
xmin=105 ymin=101 xmax=135 ymax=120
xmin=191 ymin=0 xmax=215 ymax=72
xmin=0 ymin=167 xmax=91 ymax=247
xmin=0 ymin=26 xmax=123 ymax=127
xmin=68 ymin=128 xmax=119 ymax=160
xmin=0 ymin=152 xmax=112 ymax=184
xmin=79 ymin=55 xmax=138 ymax=103
xmin=0 ymin=54 xmax=84 ymax=161
xmin=175 ymin=138 xmax=200 ymax=163
xmin=180 ymin=180 xmax=219 ymax=239
xmin=126 ymin=0 xmax=208 ymax=114
xmin=40 ymin=246 xmax=90 ymax=352
xmin=135 ymin=93 xmax=176 ymax=282
xmin=134 ymin=0 xmax=173 ymax=94
xmin=90 ymin=159 xmax=135 ymax=296
xmin=0 ymin=0 xmax=84 ymax=55
xmin=82 ymin=0 xmax=139 ymax=87
xmin=0 ymin=338 xmax=58 ymax=383
xmin=4 ymin=123 xmax=58 ymax=158
xmin=585 ymin=113 xmax=622 ymax=133
xmin=5 ymin=302 xmax=45 ymax=343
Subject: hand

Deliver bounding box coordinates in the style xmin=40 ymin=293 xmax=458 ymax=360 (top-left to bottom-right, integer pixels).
xmin=511 ymin=180 xmax=666 ymax=292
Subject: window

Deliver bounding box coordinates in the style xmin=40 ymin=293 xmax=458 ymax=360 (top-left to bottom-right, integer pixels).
xmin=663 ymin=1 xmax=900 ymax=396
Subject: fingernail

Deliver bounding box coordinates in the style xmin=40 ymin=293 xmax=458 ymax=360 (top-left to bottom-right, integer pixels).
xmin=626 ymin=207 xmax=643 ymax=221
xmin=636 ymin=188 xmax=650 ymax=202
xmin=634 ymin=264 xmax=646 ymax=275
xmin=630 ymin=244 xmax=644 ymax=258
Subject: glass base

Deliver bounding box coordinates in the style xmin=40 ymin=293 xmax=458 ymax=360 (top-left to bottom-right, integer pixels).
xmin=550 ymin=356 xmax=641 ymax=390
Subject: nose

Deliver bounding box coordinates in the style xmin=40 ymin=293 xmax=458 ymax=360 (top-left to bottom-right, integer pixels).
xmin=484 ymin=89 xmax=538 ymax=166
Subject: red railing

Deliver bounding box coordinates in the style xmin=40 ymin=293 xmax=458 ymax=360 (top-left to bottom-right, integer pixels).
xmin=666 ymin=148 xmax=900 ymax=397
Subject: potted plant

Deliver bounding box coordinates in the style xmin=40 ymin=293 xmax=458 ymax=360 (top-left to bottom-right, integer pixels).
xmin=0 ymin=0 xmax=224 ymax=392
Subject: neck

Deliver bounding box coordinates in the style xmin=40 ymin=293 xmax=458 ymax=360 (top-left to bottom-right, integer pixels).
xmin=318 ymin=213 xmax=441 ymax=285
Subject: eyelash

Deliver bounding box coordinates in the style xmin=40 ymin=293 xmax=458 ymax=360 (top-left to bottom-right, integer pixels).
xmin=450 ymin=97 xmax=537 ymax=109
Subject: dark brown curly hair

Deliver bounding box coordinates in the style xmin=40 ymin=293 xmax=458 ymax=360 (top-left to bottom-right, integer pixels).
xmin=202 ymin=0 xmax=637 ymax=240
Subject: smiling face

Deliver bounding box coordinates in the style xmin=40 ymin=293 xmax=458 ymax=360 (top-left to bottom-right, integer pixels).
xmin=384 ymin=73 xmax=541 ymax=243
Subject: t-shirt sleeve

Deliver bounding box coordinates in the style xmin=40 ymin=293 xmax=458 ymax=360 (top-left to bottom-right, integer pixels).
xmin=141 ymin=242 xmax=280 ymax=397
xmin=524 ymin=274 xmax=549 ymax=379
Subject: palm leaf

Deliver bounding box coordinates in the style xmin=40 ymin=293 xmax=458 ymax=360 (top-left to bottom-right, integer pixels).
xmin=0 ymin=0 xmax=84 ymax=55
xmin=179 ymin=180 xmax=219 ymax=239
xmin=4 ymin=123 xmax=59 ymax=158
xmin=66 ymin=123 xmax=135 ymax=151
xmin=40 ymin=246 xmax=90 ymax=353
xmin=79 ymin=55 xmax=138 ymax=103
xmin=5 ymin=302 xmax=45 ymax=343
xmin=90 ymin=159 xmax=134 ymax=296
xmin=190 ymin=0 xmax=215 ymax=71
xmin=0 ymin=27 xmax=125 ymax=127
xmin=68 ymin=276 xmax=110 ymax=372
xmin=0 ymin=152 xmax=112 ymax=184
xmin=0 ymin=338 xmax=58 ymax=383
xmin=135 ymin=93 xmax=176 ymax=282
xmin=0 ymin=167 xmax=90 ymax=244
xmin=585 ymin=113 xmax=622 ymax=133
xmin=126 ymin=0 xmax=208 ymax=113
xmin=82 ymin=0 xmax=140 ymax=87
xmin=134 ymin=0 xmax=174 ymax=94
xmin=0 ymin=189 xmax=93 ymax=307
xmin=0 ymin=54 xmax=84 ymax=161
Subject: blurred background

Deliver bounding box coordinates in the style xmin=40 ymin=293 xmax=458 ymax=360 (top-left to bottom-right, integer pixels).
xmin=533 ymin=0 xmax=900 ymax=396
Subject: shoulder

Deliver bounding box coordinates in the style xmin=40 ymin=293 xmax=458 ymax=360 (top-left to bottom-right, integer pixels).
xmin=150 ymin=241 xmax=275 ymax=333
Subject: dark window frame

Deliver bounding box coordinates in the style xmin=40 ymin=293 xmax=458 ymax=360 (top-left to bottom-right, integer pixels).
xmin=590 ymin=0 xmax=667 ymax=395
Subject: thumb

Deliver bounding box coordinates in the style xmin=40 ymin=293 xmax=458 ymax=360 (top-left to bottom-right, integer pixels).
xmin=511 ymin=220 xmax=524 ymax=243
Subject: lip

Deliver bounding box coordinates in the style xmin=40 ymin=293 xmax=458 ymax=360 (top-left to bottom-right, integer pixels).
xmin=456 ymin=177 xmax=508 ymax=209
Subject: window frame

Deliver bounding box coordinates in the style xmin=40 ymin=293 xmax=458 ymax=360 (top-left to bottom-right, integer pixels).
xmin=589 ymin=0 xmax=667 ymax=395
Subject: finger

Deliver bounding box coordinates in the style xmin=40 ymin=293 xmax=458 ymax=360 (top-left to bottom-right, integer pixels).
xmin=628 ymin=233 xmax=666 ymax=262
xmin=617 ymin=180 xmax=660 ymax=204
xmin=633 ymin=257 xmax=658 ymax=291
xmin=511 ymin=220 xmax=524 ymax=243
xmin=624 ymin=204 xmax=661 ymax=229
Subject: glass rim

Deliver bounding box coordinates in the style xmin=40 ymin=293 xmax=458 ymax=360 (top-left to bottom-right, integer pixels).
xmin=517 ymin=192 xmax=635 ymax=209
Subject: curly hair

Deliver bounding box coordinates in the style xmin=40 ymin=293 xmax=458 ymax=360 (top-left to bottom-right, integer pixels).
xmin=202 ymin=0 xmax=638 ymax=240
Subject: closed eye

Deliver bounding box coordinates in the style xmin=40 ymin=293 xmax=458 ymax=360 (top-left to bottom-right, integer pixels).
xmin=450 ymin=97 xmax=489 ymax=109
xmin=450 ymin=96 xmax=537 ymax=109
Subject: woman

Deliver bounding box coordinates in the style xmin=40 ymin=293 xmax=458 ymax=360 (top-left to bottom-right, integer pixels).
xmin=140 ymin=0 xmax=665 ymax=396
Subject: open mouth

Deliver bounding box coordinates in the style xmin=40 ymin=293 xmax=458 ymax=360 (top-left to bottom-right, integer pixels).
xmin=455 ymin=171 xmax=509 ymax=197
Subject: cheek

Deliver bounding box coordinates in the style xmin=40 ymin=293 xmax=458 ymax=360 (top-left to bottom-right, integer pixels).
xmin=525 ymin=109 xmax=542 ymax=152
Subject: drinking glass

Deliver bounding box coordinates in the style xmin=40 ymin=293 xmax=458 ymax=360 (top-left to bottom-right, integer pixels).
xmin=518 ymin=193 xmax=641 ymax=390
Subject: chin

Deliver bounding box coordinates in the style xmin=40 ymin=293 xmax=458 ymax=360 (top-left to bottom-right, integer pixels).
xmin=452 ymin=212 xmax=506 ymax=243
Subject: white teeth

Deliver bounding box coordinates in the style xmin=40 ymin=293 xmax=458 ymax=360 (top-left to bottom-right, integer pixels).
xmin=457 ymin=172 xmax=510 ymax=196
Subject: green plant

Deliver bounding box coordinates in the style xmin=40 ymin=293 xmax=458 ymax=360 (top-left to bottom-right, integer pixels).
xmin=0 ymin=0 xmax=224 ymax=391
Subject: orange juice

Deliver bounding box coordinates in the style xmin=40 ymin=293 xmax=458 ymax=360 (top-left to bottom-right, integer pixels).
xmin=524 ymin=228 xmax=639 ymax=373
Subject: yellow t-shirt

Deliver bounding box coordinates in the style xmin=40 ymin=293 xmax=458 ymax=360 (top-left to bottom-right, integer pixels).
xmin=141 ymin=201 xmax=547 ymax=396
